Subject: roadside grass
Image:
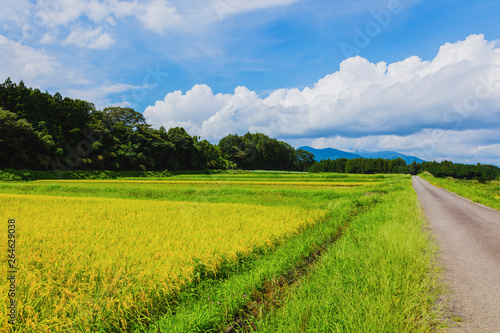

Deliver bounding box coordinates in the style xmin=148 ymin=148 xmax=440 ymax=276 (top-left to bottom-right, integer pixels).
xmin=420 ymin=173 xmax=500 ymax=211
xmin=249 ymin=179 xmax=446 ymax=332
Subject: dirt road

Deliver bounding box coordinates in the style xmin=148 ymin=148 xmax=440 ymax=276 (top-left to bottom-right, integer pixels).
xmin=412 ymin=176 xmax=500 ymax=332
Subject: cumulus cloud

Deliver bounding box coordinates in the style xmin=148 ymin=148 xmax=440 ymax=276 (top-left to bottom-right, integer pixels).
xmin=144 ymin=34 xmax=500 ymax=163
xmin=63 ymin=26 xmax=114 ymax=49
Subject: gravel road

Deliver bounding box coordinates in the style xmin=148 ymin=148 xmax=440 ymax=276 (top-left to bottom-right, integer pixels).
xmin=413 ymin=176 xmax=500 ymax=332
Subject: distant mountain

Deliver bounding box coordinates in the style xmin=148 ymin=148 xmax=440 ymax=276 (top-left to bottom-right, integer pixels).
xmin=354 ymin=150 xmax=425 ymax=164
xmin=298 ymin=147 xmax=362 ymax=161
xmin=298 ymin=146 xmax=425 ymax=164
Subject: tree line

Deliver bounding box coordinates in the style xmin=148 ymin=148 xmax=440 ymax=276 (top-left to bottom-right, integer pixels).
xmin=0 ymin=78 xmax=314 ymax=172
xmin=418 ymin=160 xmax=499 ymax=181
xmin=309 ymin=157 xmax=410 ymax=174
xmin=309 ymin=158 xmax=500 ymax=181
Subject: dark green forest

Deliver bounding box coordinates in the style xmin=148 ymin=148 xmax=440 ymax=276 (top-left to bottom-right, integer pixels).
xmin=310 ymin=158 xmax=500 ymax=181
xmin=1 ymin=78 xmax=498 ymax=180
xmin=0 ymin=78 xmax=314 ymax=172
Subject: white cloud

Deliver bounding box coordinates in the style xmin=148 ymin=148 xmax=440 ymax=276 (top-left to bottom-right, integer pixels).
xmin=2 ymin=0 xmax=300 ymax=48
xmin=144 ymin=84 xmax=229 ymax=132
xmin=209 ymin=0 xmax=299 ymax=19
xmin=0 ymin=0 xmax=182 ymax=45
xmin=63 ymin=26 xmax=114 ymax=49
xmin=137 ymin=0 xmax=182 ymax=34
xmin=0 ymin=35 xmax=62 ymax=85
xmin=0 ymin=0 xmax=32 ymax=21
xmin=0 ymin=35 xmax=140 ymax=109
xmin=36 ymin=0 xmax=181 ymax=34
xmin=144 ymin=34 xmax=500 ymax=163
xmin=64 ymin=82 xmax=143 ymax=109
xmin=304 ymin=128 xmax=500 ymax=166
xmin=41 ymin=0 xmax=129 ymax=27
xmin=39 ymin=31 xmax=58 ymax=44
xmin=166 ymin=0 xmax=301 ymax=33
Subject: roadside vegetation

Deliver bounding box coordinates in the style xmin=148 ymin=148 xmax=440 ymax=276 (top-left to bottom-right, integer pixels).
xmin=250 ymin=178 xmax=445 ymax=332
xmin=420 ymin=173 xmax=500 ymax=211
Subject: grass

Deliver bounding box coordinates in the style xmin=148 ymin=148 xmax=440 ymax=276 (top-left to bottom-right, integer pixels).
xmin=419 ymin=173 xmax=500 ymax=211
xmin=151 ymin=195 xmax=375 ymax=332
xmin=249 ymin=180 xmax=445 ymax=332
xmin=0 ymin=172 xmax=445 ymax=332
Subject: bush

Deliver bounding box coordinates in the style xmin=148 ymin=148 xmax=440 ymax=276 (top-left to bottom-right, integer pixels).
xmin=0 ymin=169 xmax=172 ymax=181
xmin=0 ymin=170 xmax=24 ymax=181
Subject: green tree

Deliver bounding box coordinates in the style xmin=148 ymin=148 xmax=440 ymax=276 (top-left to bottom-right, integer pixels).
xmin=408 ymin=161 xmax=418 ymax=175
xmin=167 ymin=127 xmax=198 ymax=170
xmin=295 ymin=149 xmax=315 ymax=171
xmin=102 ymin=107 xmax=145 ymax=127
xmin=0 ymin=108 xmax=51 ymax=169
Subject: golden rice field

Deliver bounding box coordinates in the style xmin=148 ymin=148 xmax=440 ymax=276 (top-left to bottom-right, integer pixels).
xmin=0 ymin=192 xmax=328 ymax=332
xmin=34 ymin=179 xmax=369 ymax=187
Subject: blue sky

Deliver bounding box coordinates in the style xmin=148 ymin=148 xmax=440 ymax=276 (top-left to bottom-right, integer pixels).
xmin=1 ymin=0 xmax=500 ymax=164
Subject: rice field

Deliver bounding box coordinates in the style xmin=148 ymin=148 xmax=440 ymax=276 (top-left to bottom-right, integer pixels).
xmin=0 ymin=172 xmax=444 ymax=332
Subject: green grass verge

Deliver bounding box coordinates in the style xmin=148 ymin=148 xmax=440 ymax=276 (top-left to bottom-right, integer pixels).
xmin=420 ymin=173 xmax=500 ymax=211
xmin=144 ymin=195 xmax=378 ymax=332
xmin=249 ymin=179 xmax=446 ymax=332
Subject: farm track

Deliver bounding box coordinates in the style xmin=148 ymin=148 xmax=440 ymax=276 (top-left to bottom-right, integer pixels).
xmin=223 ymin=203 xmax=371 ymax=332
xmin=413 ymin=176 xmax=500 ymax=332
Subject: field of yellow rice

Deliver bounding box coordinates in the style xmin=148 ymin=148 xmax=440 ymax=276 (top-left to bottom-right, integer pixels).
xmin=0 ymin=193 xmax=327 ymax=331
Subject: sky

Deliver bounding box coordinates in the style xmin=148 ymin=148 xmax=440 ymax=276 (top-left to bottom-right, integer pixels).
xmin=1 ymin=0 xmax=500 ymax=165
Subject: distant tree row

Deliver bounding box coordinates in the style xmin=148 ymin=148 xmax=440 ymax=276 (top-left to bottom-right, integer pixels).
xmin=218 ymin=133 xmax=315 ymax=171
xmin=418 ymin=161 xmax=499 ymax=181
xmin=309 ymin=157 xmax=411 ymax=174
xmin=310 ymin=158 xmax=500 ymax=181
xmin=0 ymin=78 xmax=314 ymax=172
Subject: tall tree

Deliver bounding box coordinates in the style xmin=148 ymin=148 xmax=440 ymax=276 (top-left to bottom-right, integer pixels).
xmin=0 ymin=108 xmax=51 ymax=169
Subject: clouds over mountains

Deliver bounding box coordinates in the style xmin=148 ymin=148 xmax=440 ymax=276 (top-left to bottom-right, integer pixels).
xmin=144 ymin=34 xmax=500 ymax=164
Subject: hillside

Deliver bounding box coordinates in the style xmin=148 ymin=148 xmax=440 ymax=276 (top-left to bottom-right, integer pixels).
xmin=299 ymin=146 xmax=425 ymax=163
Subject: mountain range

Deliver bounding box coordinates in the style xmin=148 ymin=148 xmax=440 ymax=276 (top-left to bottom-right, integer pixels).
xmin=298 ymin=146 xmax=425 ymax=164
